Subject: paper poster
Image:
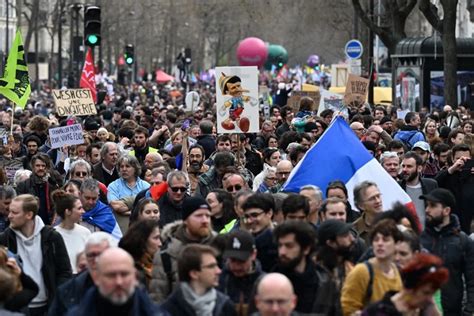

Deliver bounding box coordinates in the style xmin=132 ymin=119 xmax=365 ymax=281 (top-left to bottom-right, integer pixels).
xmin=216 ymin=66 xmax=259 ymax=133
xmin=287 ymin=91 xmax=321 ymax=113
xmin=48 ymin=124 xmax=85 ymax=149
xmin=343 ymin=74 xmax=369 ymax=108
xmin=318 ymin=89 xmax=348 ymax=117
xmin=0 ymin=158 xmax=23 ymax=185
xmin=52 ymin=89 xmax=97 ymax=116
xmin=401 ymin=77 xmax=416 ymax=111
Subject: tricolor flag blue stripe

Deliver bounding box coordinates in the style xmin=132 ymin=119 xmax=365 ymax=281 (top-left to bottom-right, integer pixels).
xmin=283 ymin=117 xmax=417 ymax=223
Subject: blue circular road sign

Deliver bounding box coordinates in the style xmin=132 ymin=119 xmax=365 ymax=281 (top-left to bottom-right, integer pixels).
xmin=345 ymin=40 xmax=363 ymax=59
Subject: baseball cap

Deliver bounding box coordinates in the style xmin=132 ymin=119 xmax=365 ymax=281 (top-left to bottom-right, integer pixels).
xmin=182 ymin=196 xmax=210 ymax=220
xmin=318 ymin=219 xmax=352 ymax=245
xmin=420 ymin=188 xmax=456 ymax=210
xmin=223 ymin=230 xmax=256 ymax=261
xmin=413 ymin=141 xmax=431 ymax=152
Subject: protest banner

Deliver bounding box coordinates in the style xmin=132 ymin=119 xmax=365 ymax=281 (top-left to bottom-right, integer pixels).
xmin=52 ymin=89 xmax=97 ymax=116
xmin=287 ymin=91 xmax=321 ymax=113
xmin=302 ymin=83 xmax=319 ymax=92
xmin=343 ymin=74 xmax=369 ymax=108
xmin=318 ymin=89 xmax=348 ymax=117
xmin=0 ymin=158 xmax=23 ymax=185
xmin=48 ymin=124 xmax=85 ymax=149
xmin=216 ymin=66 xmax=259 ymax=133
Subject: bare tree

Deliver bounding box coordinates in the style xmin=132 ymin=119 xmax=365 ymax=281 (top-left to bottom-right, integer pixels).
xmin=419 ymin=0 xmax=459 ymax=107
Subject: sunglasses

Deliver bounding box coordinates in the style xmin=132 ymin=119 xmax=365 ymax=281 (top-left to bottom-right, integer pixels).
xmin=75 ymin=172 xmax=88 ymax=177
xmin=170 ymin=187 xmax=187 ymax=193
xmin=226 ymin=184 xmax=242 ymax=192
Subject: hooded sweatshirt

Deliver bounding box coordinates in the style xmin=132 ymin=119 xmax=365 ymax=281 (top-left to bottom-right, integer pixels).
xmin=12 ymin=216 xmax=47 ymax=307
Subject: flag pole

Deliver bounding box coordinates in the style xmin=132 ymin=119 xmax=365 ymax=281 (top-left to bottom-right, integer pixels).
xmin=8 ymin=102 xmax=15 ymax=144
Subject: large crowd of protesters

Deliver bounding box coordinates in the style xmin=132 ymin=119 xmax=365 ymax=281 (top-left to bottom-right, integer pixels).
xmin=0 ymin=74 xmax=472 ymax=316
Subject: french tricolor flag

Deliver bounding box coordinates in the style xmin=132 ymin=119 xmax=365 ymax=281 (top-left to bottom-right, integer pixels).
xmin=283 ymin=117 xmax=418 ymax=226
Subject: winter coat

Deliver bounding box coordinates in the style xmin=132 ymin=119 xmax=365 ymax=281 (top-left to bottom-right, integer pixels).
xmin=393 ymin=126 xmax=425 ymax=149
xmin=48 ymin=270 xmax=94 ymax=316
xmin=194 ymin=167 xmax=220 ymax=198
xmin=162 ymin=285 xmax=236 ymax=316
xmin=0 ymin=225 xmax=72 ymax=306
xmin=420 ymin=215 xmax=474 ymax=315
xmin=149 ymin=221 xmax=216 ymax=303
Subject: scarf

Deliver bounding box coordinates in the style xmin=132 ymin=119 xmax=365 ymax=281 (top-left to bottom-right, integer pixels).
xmin=180 ymin=282 xmax=216 ymax=316
xmin=140 ymin=252 xmax=154 ymax=287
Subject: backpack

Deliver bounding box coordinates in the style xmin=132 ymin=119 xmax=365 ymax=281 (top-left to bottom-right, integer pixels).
xmin=396 ymin=131 xmax=417 ymax=149
xmin=364 ymin=260 xmax=374 ymax=304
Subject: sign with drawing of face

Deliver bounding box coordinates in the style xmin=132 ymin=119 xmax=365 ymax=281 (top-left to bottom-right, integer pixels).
xmin=216 ymin=66 xmax=259 ymax=134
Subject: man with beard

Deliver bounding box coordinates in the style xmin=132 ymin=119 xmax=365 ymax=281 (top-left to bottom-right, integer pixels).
xmin=399 ymin=151 xmax=437 ymax=230
xmin=129 ymin=126 xmax=159 ymax=165
xmin=22 ymin=134 xmax=41 ymax=170
xmin=272 ymin=220 xmax=323 ymax=314
xmin=16 ymin=153 xmax=60 ymax=225
xmin=420 ymin=188 xmax=474 ymax=315
xmin=241 ymin=193 xmax=277 ymax=272
xmin=187 ymin=145 xmax=209 ymax=196
xmin=66 ymin=248 xmax=161 ymax=316
xmin=150 ymin=196 xmax=216 ymax=303
xmin=319 ymin=198 xmax=367 ymax=264
xmin=157 ymin=171 xmax=189 ymax=227
xmin=217 ymin=230 xmax=264 ymax=314
xmin=162 ymin=244 xmax=236 ymax=316
xmin=315 ymin=220 xmax=357 ymax=315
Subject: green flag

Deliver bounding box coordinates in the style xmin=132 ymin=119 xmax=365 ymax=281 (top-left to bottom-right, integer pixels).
xmin=0 ymin=30 xmax=31 ymax=109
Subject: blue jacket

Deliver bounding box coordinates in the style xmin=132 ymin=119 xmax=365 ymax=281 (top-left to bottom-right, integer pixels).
xmin=66 ymin=286 xmax=164 ymax=316
xmin=393 ymin=126 xmax=425 ymax=149
xmin=48 ymin=270 xmax=93 ymax=316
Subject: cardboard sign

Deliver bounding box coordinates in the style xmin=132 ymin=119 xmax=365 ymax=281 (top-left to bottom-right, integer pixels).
xmin=0 ymin=158 xmax=23 ymax=185
xmin=48 ymin=124 xmax=85 ymax=149
xmin=216 ymin=66 xmax=259 ymax=134
xmin=287 ymin=91 xmax=321 ymax=113
xmin=318 ymin=89 xmax=348 ymax=117
xmin=343 ymin=74 xmax=369 ymax=108
xmin=52 ymin=89 xmax=97 ymax=116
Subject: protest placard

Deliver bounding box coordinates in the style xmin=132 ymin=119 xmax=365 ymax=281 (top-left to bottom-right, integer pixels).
xmin=52 ymin=89 xmax=97 ymax=116
xmin=287 ymin=91 xmax=321 ymax=113
xmin=48 ymin=124 xmax=85 ymax=149
xmin=1 ymin=158 xmax=23 ymax=185
xmin=318 ymin=89 xmax=348 ymax=117
xmin=216 ymin=66 xmax=259 ymax=133
xmin=343 ymin=74 xmax=369 ymax=108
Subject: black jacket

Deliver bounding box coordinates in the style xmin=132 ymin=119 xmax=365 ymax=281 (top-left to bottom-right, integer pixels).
xmin=435 ymin=169 xmax=474 ymax=222
xmin=420 ymin=215 xmax=474 ymax=315
xmin=398 ymin=177 xmax=438 ymax=203
xmin=162 ymin=285 xmax=236 ymax=316
xmin=92 ymin=163 xmax=119 ymax=187
xmin=48 ymin=270 xmax=94 ymax=316
xmin=0 ymin=226 xmax=72 ymax=306
xmin=218 ymin=260 xmax=265 ymax=305
xmin=255 ymin=228 xmax=278 ymax=272
xmin=196 ymin=134 xmax=216 ymax=159
xmin=157 ymin=192 xmax=188 ymax=228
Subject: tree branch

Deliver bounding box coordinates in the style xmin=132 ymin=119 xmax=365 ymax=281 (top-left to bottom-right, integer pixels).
xmin=352 ymin=0 xmax=386 ymax=37
xmin=419 ymin=0 xmax=443 ymax=33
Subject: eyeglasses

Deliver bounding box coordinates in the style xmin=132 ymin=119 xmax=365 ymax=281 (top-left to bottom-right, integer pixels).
xmin=86 ymin=251 xmax=101 ymax=259
xmin=74 ymin=172 xmax=88 ymax=177
xmin=170 ymin=187 xmax=187 ymax=193
xmin=266 ymin=177 xmax=277 ymax=182
xmin=244 ymin=211 xmax=264 ymax=219
xmin=226 ymin=184 xmax=242 ymax=192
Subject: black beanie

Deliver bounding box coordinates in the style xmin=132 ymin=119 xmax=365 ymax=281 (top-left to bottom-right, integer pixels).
xmin=182 ymin=196 xmax=210 ymax=220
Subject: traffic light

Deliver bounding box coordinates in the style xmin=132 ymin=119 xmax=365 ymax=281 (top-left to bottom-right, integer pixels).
xmin=84 ymin=6 xmax=101 ymax=46
xmin=124 ymin=44 xmax=134 ymax=65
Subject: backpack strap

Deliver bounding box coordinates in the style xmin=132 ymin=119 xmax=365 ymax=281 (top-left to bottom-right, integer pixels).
xmin=364 ymin=260 xmax=374 ymax=304
xmin=161 ymin=251 xmax=173 ymax=296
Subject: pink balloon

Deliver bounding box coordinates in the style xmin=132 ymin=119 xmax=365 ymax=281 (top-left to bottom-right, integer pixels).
xmin=236 ymin=37 xmax=268 ymax=67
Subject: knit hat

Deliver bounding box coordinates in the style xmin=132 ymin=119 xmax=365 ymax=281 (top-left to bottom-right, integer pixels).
xmin=182 ymin=196 xmax=210 ymax=220
xmin=84 ymin=119 xmax=100 ymax=131
xmin=380 ymin=116 xmax=392 ymax=125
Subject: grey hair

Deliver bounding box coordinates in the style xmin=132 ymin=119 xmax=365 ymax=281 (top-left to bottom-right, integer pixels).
xmin=299 ymin=184 xmax=323 ymax=200
xmin=13 ymin=169 xmax=32 ymax=187
xmin=353 ymin=181 xmax=378 ymax=208
xmin=70 ymin=159 xmax=92 ymax=176
xmin=100 ymin=142 xmax=118 ymax=160
xmin=81 ymin=178 xmax=100 ymax=193
xmin=85 ymin=232 xmax=116 ymax=249
xmin=117 ymin=155 xmax=141 ymax=178
xmin=0 ymin=185 xmax=16 ymax=200
xmin=379 ymin=151 xmax=399 ymax=165
xmin=264 ymin=167 xmax=277 ymax=179
xmin=166 ymin=170 xmax=189 ymax=186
